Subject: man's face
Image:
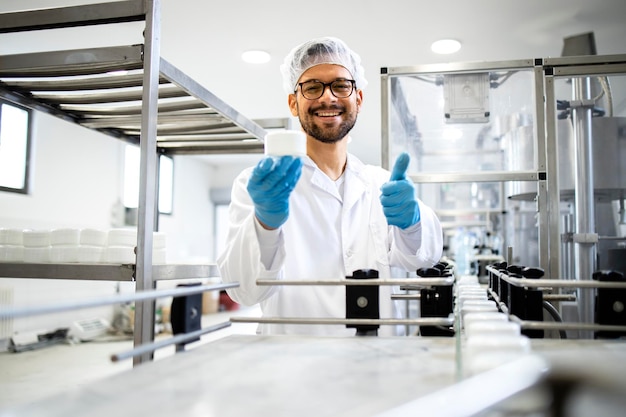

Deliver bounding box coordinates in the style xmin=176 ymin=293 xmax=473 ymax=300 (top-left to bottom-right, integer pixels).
xmin=288 ymin=64 xmax=362 ymax=144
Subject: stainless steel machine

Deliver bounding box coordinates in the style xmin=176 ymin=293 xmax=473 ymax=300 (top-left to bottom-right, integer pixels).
xmin=381 ymin=55 xmax=626 ymax=336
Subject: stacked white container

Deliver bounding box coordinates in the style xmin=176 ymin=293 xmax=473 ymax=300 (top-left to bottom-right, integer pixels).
xmin=0 ymin=229 xmax=24 ymax=262
xmin=50 ymin=228 xmax=81 ymax=263
xmin=79 ymin=228 xmax=107 ymax=263
xmin=105 ymin=229 xmax=167 ymax=264
xmin=0 ymin=227 xmax=167 ymax=265
xmin=153 ymin=232 xmax=167 ymax=264
xmin=456 ymin=275 xmax=531 ymax=376
xmin=22 ymin=230 xmax=51 ymax=263
xmin=106 ymin=229 xmax=136 ymax=264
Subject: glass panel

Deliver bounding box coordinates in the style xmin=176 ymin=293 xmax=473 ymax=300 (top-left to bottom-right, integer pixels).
xmin=387 ymin=68 xmax=537 ymax=175
xmin=384 ymin=63 xmax=539 ymax=271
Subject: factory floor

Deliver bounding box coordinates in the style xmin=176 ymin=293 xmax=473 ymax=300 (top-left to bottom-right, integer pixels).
xmin=0 ymin=306 xmax=260 ymax=409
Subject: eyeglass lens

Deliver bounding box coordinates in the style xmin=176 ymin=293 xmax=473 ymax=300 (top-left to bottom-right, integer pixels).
xmin=300 ymin=80 xmax=354 ymax=99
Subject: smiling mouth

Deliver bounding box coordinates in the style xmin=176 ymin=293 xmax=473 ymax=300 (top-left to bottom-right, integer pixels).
xmin=315 ymin=111 xmax=342 ymax=117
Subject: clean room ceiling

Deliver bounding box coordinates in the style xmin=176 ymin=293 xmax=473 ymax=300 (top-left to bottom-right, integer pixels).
xmin=2 ymin=0 xmax=626 ymax=166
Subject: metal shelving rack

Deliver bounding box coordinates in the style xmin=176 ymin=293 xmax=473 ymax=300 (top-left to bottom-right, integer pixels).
xmin=0 ymin=0 xmax=271 ymax=364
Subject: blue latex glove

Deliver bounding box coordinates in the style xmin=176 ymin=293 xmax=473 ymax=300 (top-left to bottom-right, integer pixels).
xmin=380 ymin=152 xmax=420 ymax=229
xmin=247 ymin=156 xmax=303 ymax=229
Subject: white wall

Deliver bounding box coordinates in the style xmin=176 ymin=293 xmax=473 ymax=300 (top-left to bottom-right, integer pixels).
xmin=1 ymin=113 xmax=121 ymax=230
xmin=159 ymin=155 xmax=216 ymax=264
xmin=0 ymin=111 xmax=223 ymax=336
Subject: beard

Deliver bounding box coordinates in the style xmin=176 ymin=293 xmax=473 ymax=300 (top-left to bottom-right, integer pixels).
xmin=298 ymin=104 xmax=357 ymax=144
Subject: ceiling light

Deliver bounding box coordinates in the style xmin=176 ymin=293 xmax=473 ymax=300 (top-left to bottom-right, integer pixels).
xmin=431 ymin=39 xmax=462 ymax=55
xmin=241 ymin=50 xmax=271 ymax=64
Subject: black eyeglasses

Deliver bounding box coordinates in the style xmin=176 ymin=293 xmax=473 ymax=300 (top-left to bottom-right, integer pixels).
xmin=296 ymin=79 xmax=356 ymax=100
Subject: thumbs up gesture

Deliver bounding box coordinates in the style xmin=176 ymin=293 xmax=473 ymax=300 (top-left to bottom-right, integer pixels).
xmin=380 ymin=152 xmax=421 ymax=229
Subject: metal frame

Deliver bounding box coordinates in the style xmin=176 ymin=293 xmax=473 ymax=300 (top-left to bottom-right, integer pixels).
xmin=486 ymin=264 xmax=626 ymax=336
xmin=0 ymin=281 xmax=236 ymax=319
xmin=0 ymin=262 xmax=219 ymax=281
xmin=0 ymin=280 xmax=237 ymax=363
xmin=381 ymin=58 xmax=546 ymax=277
xmin=230 ymin=316 xmax=454 ymax=327
xmin=256 ymin=277 xmax=454 ymax=287
xmin=542 ymin=55 xmax=626 ymax=334
xmin=0 ymin=0 xmax=275 ymax=364
xmin=0 ymin=3 xmax=276 ymax=155
xmin=0 ymin=0 xmax=146 ymax=32
xmin=382 ymin=55 xmax=626 ymax=289
xmin=133 ymin=0 xmax=160 ymax=366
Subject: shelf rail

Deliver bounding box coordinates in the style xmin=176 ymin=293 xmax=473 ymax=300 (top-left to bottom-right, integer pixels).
xmin=0 ymin=282 xmax=238 ymax=319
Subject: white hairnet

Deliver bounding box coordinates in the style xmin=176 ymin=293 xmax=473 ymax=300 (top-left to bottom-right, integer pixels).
xmin=280 ymin=36 xmax=368 ymax=95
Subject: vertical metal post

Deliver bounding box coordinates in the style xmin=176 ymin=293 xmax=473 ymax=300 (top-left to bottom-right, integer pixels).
xmin=561 ymin=213 xmax=573 ymax=280
xmin=543 ymin=73 xmax=562 ymax=281
xmin=499 ymin=182 xmax=507 ymax=257
xmin=380 ymin=70 xmax=390 ymax=170
xmin=533 ymin=63 xmax=550 ymax=276
xmin=133 ymin=0 xmax=160 ymax=365
xmin=572 ymin=77 xmax=596 ymax=339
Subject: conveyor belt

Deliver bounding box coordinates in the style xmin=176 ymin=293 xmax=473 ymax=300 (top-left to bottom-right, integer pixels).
xmin=2 ymin=335 xmax=626 ymax=416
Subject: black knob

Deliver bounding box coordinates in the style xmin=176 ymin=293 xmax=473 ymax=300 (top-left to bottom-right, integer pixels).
xmin=493 ymin=261 xmax=508 ymax=270
xmin=507 ymin=264 xmax=524 ymax=275
xmin=416 ymin=267 xmax=442 ymax=277
xmin=352 ymin=269 xmax=379 ymax=279
xmin=522 ymin=267 xmax=545 ymax=279
xmin=593 ymin=270 xmax=625 ymax=282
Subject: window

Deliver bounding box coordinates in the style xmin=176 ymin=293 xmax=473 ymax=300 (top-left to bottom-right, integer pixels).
xmin=0 ymin=100 xmax=31 ymax=194
xmin=123 ymin=144 xmax=174 ymax=215
xmin=158 ymin=153 xmax=173 ymax=214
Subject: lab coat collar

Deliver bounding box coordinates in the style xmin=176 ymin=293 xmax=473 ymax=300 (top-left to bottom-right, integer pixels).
xmin=344 ymin=154 xmax=371 ymax=210
xmin=301 ymin=154 xmax=370 ymax=208
xmin=302 ymin=156 xmax=343 ymax=202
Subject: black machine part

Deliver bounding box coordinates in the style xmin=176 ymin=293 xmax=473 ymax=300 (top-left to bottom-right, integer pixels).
xmin=417 ymin=266 xmax=454 ymax=337
xmin=345 ymin=269 xmax=379 ymax=336
xmin=594 ymin=270 xmax=626 ymax=339
xmin=170 ymin=282 xmax=203 ymax=348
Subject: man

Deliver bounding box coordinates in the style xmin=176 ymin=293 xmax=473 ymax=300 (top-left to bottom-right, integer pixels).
xmin=217 ymin=37 xmax=443 ymax=336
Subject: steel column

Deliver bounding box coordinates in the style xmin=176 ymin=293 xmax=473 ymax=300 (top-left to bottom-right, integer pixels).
xmin=572 ymin=77 xmax=596 ymax=339
xmin=133 ymin=0 xmax=160 ymax=365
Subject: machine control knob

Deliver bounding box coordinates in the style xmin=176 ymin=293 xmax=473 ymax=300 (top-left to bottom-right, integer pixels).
xmin=416 ymin=267 xmax=442 ymax=277
xmin=507 ymin=264 xmax=524 ymax=275
xmin=522 ymin=267 xmax=545 ymax=279
xmin=493 ymin=261 xmax=508 ymax=270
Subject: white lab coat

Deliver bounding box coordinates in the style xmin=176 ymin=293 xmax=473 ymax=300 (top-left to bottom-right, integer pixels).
xmin=217 ymin=153 xmax=443 ymax=336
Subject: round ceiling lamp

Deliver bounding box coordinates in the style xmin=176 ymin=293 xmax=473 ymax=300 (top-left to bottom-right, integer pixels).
xmin=241 ymin=50 xmax=271 ymax=64
xmin=431 ymin=39 xmax=462 ymax=54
